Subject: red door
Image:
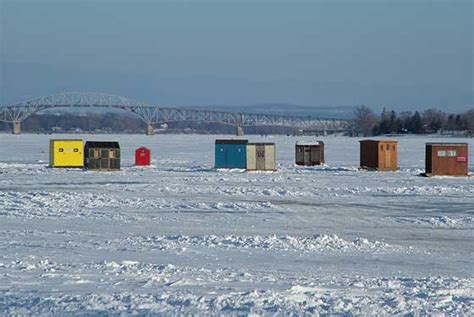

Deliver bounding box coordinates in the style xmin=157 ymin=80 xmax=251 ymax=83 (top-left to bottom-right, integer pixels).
xmin=135 ymin=147 xmax=151 ymax=166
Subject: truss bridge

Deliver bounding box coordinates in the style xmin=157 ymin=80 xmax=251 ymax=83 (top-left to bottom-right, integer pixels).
xmin=0 ymin=92 xmax=351 ymax=135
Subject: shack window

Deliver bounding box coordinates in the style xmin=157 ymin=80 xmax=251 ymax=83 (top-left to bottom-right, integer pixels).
xmin=101 ymin=149 xmax=108 ymax=158
xmin=446 ymin=150 xmax=457 ymax=157
xmin=386 ymin=144 xmax=390 ymax=150
xmin=437 ymin=151 xmax=446 ymax=157
xmin=73 ymin=148 xmax=78 ymax=152
xmin=392 ymin=145 xmax=396 ymax=151
xmin=59 ymin=148 xmax=64 ymax=152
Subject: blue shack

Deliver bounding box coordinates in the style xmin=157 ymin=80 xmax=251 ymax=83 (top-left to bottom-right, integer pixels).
xmin=215 ymin=139 xmax=248 ymax=169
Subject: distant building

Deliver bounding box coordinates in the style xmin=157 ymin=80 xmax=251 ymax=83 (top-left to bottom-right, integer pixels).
xmin=84 ymin=141 xmax=120 ymax=171
xmin=360 ymin=140 xmax=398 ymax=171
xmin=247 ymin=143 xmax=276 ymax=171
xmin=295 ymin=141 xmax=325 ymax=166
xmin=49 ymin=139 xmax=84 ymax=168
xmin=215 ymin=139 xmax=248 ymax=169
xmin=424 ymin=143 xmax=468 ymax=176
xmin=135 ymin=147 xmax=151 ymax=166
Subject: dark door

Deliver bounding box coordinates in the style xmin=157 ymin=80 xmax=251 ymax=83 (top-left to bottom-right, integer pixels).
xmin=311 ymin=146 xmax=320 ymax=164
xmin=256 ymin=145 xmax=265 ymax=170
xmin=296 ymin=147 xmax=304 ymax=165
xmin=304 ymin=148 xmax=311 ymax=165
xmin=100 ymin=158 xmax=109 ymax=170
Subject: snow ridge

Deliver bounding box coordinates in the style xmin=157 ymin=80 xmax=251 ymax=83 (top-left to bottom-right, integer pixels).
xmin=119 ymin=234 xmax=408 ymax=254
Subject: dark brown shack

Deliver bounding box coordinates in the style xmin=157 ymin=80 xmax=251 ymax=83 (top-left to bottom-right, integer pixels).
xmin=84 ymin=141 xmax=120 ymax=171
xmin=360 ymin=140 xmax=398 ymax=171
xmin=295 ymin=141 xmax=325 ymax=166
xmin=424 ymin=143 xmax=468 ymax=177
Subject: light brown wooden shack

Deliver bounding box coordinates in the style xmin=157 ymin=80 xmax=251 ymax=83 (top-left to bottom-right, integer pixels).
xmin=360 ymin=140 xmax=398 ymax=171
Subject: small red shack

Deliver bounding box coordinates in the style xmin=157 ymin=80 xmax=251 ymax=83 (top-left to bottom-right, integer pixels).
xmin=135 ymin=147 xmax=151 ymax=166
xmin=424 ymin=143 xmax=468 ymax=177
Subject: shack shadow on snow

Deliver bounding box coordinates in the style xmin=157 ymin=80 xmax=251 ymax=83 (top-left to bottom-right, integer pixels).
xmin=157 ymin=166 xmax=215 ymax=173
xmin=291 ymin=166 xmax=359 ymax=173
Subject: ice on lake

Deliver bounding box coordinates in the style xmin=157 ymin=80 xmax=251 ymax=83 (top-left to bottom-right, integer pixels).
xmin=0 ymin=134 xmax=473 ymax=315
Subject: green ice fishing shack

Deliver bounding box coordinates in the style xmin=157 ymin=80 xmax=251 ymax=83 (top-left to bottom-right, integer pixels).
xmin=215 ymin=139 xmax=248 ymax=169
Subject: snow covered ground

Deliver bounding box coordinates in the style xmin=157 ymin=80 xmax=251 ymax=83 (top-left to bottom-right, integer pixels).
xmin=0 ymin=133 xmax=473 ymax=315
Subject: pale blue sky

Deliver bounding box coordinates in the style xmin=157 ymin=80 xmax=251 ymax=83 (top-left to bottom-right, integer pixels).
xmin=1 ymin=0 xmax=472 ymax=111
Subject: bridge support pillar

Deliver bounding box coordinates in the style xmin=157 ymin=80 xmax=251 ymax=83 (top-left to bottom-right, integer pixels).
xmin=12 ymin=121 xmax=21 ymax=135
xmin=236 ymin=125 xmax=244 ymax=136
xmin=146 ymin=123 xmax=155 ymax=135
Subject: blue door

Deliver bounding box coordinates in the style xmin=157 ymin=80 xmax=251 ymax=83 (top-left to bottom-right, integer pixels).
xmin=215 ymin=144 xmax=227 ymax=168
xmin=215 ymin=143 xmax=246 ymax=168
xmin=226 ymin=144 xmax=247 ymax=168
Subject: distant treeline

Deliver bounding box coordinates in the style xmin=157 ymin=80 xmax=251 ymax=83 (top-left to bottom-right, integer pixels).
xmin=353 ymin=106 xmax=474 ymax=137
xmin=0 ymin=112 xmax=294 ymax=135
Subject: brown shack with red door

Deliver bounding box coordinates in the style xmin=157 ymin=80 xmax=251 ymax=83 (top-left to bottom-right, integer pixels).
xmin=135 ymin=147 xmax=151 ymax=166
xmin=360 ymin=140 xmax=398 ymax=171
xmin=424 ymin=143 xmax=468 ymax=177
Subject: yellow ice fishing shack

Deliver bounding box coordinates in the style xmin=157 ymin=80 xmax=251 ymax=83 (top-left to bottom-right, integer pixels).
xmin=49 ymin=139 xmax=84 ymax=168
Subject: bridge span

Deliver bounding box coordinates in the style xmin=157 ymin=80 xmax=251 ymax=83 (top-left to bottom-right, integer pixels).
xmin=0 ymin=92 xmax=351 ymax=135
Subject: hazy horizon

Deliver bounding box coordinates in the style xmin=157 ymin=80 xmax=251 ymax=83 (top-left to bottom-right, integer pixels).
xmin=1 ymin=0 xmax=472 ymax=111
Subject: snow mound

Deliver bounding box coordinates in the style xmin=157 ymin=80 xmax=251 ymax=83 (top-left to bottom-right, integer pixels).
xmin=119 ymin=234 xmax=406 ymax=253
xmin=0 ymin=163 xmax=49 ymax=174
xmin=0 ymin=274 xmax=471 ymax=315
xmin=326 ymin=185 xmax=474 ymax=196
xmin=396 ymin=216 xmax=474 ymax=229
xmin=0 ymin=191 xmax=278 ymax=219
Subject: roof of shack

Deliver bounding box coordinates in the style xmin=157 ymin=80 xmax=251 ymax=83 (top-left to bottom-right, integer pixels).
xmin=248 ymin=142 xmax=275 ymax=146
xmin=215 ymin=139 xmax=248 ymax=144
xmin=296 ymin=141 xmax=324 ymax=146
xmin=426 ymin=143 xmax=468 ymax=146
xmin=359 ymin=139 xmax=398 ymax=143
xmin=85 ymin=141 xmax=120 ymax=149
xmin=50 ymin=139 xmax=83 ymax=142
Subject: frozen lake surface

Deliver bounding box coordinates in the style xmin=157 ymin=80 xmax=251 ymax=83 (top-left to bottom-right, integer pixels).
xmin=0 ymin=134 xmax=473 ymax=315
